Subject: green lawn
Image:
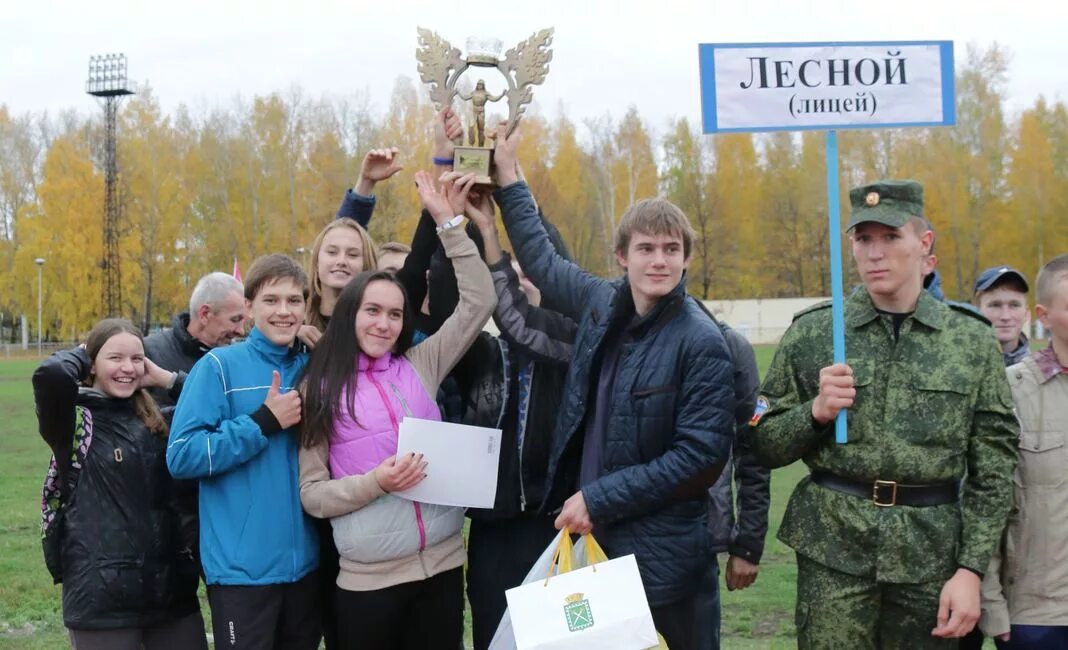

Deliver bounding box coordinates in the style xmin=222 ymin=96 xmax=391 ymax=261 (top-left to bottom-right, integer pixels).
xmin=0 ymin=358 xmax=70 ymax=648
xmin=0 ymin=346 xmax=807 ymax=648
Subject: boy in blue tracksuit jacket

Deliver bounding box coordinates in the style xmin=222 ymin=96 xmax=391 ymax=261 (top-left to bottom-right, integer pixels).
xmin=168 ymin=254 xmax=320 ymax=650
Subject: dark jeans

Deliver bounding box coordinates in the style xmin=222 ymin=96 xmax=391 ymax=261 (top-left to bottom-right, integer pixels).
xmin=467 ymin=515 xmax=560 ymax=650
xmin=205 ymin=571 xmax=322 ymax=650
xmin=994 ymin=625 xmax=1068 ymax=650
xmin=335 ymin=566 xmax=464 ymax=650
xmin=651 ymin=558 xmax=721 ymax=650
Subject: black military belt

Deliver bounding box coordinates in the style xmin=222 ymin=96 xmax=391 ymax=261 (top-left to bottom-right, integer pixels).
xmin=811 ymin=471 xmax=958 ymax=507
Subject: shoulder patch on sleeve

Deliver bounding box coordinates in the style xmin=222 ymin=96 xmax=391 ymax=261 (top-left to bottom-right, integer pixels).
xmin=749 ymin=395 xmax=770 ymax=426
xmin=792 ymin=300 xmax=833 ymax=323
xmin=946 ymin=301 xmax=991 ymax=326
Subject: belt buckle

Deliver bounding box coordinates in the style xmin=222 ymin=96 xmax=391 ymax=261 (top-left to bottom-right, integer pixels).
xmin=873 ymin=480 xmax=897 ymax=507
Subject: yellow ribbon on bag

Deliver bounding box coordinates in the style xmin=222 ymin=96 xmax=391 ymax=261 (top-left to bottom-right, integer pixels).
xmin=583 ymin=533 xmax=609 ymax=566
xmin=544 ymin=528 xmax=574 ymax=583
xmin=544 ymin=529 xmax=611 ymax=584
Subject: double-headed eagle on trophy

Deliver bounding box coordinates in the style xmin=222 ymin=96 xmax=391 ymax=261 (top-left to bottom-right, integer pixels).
xmin=416 ymin=27 xmax=554 ymax=184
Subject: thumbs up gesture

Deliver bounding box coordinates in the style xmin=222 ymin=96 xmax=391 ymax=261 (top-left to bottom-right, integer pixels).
xmin=264 ymin=370 xmax=302 ymax=429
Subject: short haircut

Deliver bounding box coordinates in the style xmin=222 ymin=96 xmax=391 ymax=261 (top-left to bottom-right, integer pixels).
xmin=377 ymin=241 xmax=411 ymax=257
xmin=614 ymin=198 xmax=695 ymax=259
xmin=189 ymin=272 xmax=244 ymax=314
xmin=243 ymin=254 xmax=308 ymax=302
xmin=1036 ymin=253 xmax=1068 ymax=306
xmin=908 ymin=216 xmax=935 ymax=254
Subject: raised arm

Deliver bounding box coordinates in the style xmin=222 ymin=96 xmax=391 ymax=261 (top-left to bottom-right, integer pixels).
xmin=392 ymin=110 xmax=467 ymax=328
xmin=394 ymin=209 xmax=438 ymax=313
xmin=334 ymin=147 xmax=404 ymax=226
xmin=492 ymin=123 xmax=609 ymax=321
xmin=489 ymin=253 xmax=577 ymax=365
xmin=32 ymin=347 xmax=90 ymax=457
xmin=464 ymin=191 xmax=576 ymax=364
xmin=405 ymin=171 xmax=496 ymax=391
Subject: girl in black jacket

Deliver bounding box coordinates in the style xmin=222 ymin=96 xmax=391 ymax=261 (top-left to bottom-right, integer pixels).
xmin=33 ymin=318 xmax=206 ymax=650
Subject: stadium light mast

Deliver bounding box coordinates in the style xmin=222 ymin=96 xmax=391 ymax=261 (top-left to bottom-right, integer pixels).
xmin=86 ymin=53 xmax=135 ymax=317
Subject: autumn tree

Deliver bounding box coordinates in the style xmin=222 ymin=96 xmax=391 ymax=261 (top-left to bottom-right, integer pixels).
xmin=4 ymin=46 xmax=1067 ymax=340
xmin=14 ymin=134 xmax=104 ymax=337
xmin=662 ymin=118 xmax=712 ymax=297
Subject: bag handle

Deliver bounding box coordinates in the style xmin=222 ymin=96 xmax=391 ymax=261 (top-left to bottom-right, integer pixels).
xmin=543 ymin=529 xmax=611 ymax=585
xmin=544 ymin=528 xmax=574 ymax=584
xmin=584 ymin=533 xmax=608 ymax=566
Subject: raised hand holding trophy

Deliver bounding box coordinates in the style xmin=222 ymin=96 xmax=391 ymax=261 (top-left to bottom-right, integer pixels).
xmin=417 ymin=27 xmax=553 ymax=185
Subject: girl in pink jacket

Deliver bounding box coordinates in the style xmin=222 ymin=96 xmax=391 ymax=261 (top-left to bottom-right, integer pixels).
xmin=298 ymin=171 xmax=495 ymax=650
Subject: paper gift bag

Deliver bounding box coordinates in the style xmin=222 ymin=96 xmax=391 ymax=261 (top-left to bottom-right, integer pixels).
xmin=505 ymin=533 xmax=659 ymax=650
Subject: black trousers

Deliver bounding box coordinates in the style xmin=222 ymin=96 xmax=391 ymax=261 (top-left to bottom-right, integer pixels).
xmin=206 ymin=571 xmax=322 ymax=650
xmin=335 ymin=566 xmax=464 ymax=650
xmin=316 ymin=517 xmax=341 ymax=650
xmin=466 ymin=515 xmax=559 ymax=650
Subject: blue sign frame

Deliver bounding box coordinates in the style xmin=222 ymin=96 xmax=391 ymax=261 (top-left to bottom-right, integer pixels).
xmin=696 ymin=40 xmax=956 ymax=443
xmin=698 ymin=40 xmax=955 ymax=134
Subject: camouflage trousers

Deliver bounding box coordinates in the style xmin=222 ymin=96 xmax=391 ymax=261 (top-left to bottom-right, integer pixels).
xmin=795 ymin=555 xmax=956 ymax=650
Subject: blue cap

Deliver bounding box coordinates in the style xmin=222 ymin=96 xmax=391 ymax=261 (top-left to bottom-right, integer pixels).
xmin=973 ymin=266 xmax=1029 ymax=294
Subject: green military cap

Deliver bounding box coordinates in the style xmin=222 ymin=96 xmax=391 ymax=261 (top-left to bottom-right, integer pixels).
xmin=846 ymin=180 xmax=924 ymax=230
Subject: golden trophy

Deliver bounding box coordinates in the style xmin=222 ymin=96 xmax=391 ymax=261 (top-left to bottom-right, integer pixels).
xmin=417 ymin=28 xmax=554 ymax=184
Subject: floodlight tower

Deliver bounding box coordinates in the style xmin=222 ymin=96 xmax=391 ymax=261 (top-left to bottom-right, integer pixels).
xmin=86 ymin=53 xmax=135 ymax=317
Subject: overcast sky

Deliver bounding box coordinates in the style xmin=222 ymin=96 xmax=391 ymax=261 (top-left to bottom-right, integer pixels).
xmin=3 ymin=0 xmax=1065 ymax=136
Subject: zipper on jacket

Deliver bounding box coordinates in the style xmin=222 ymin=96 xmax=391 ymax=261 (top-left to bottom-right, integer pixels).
xmin=413 ymin=503 xmax=427 ymax=551
xmin=365 ymin=366 xmax=428 ymax=552
xmin=280 ymin=367 xmax=299 ymax=578
xmin=517 ymin=362 xmax=533 ymax=512
xmin=417 ymin=549 xmax=430 ymax=577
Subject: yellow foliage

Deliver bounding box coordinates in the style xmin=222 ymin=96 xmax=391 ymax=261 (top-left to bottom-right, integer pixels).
xmin=2 ymin=46 xmax=1068 ymax=339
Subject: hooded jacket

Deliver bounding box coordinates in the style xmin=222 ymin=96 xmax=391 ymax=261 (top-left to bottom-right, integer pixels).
xmin=33 ymin=348 xmax=200 ymax=630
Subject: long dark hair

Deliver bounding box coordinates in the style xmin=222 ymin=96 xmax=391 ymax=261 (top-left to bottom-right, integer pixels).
xmin=299 ymin=270 xmax=414 ymax=449
xmin=85 ymin=318 xmax=168 ymax=437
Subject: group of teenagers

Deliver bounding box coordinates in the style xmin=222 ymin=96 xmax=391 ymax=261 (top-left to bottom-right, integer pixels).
xmin=31 ymin=105 xmax=1068 ymax=650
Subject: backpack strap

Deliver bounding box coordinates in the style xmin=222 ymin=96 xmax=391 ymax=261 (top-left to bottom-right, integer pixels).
xmin=41 ymin=406 xmax=93 ymax=535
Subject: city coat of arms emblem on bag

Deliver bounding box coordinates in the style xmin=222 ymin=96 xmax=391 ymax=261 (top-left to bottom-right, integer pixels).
xmin=564 ymin=592 xmax=594 ymax=632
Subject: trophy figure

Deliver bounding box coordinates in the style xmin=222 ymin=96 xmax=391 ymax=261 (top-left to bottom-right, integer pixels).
xmin=417 ymin=28 xmax=554 ymax=184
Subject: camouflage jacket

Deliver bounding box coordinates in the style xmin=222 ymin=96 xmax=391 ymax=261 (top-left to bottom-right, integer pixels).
xmin=752 ymin=288 xmax=1018 ymax=583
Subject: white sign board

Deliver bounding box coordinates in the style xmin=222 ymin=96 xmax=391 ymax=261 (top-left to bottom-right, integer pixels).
xmin=699 ymin=41 xmax=954 ymax=133
xmin=393 ymin=417 xmax=502 ymax=509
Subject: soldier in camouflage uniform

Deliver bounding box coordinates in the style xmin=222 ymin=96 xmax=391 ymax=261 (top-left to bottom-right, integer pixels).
xmin=750 ymin=180 xmax=1019 ymax=649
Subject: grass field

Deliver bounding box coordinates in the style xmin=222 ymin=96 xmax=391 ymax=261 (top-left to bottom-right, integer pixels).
xmin=0 ymin=346 xmax=808 ymax=649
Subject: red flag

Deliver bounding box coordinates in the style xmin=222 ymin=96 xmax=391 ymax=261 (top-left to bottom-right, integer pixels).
xmin=232 ymin=257 xmax=243 ymax=282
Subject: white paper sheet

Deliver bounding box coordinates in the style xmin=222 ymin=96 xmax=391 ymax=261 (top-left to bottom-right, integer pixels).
xmin=393 ymin=417 xmax=502 ymax=508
